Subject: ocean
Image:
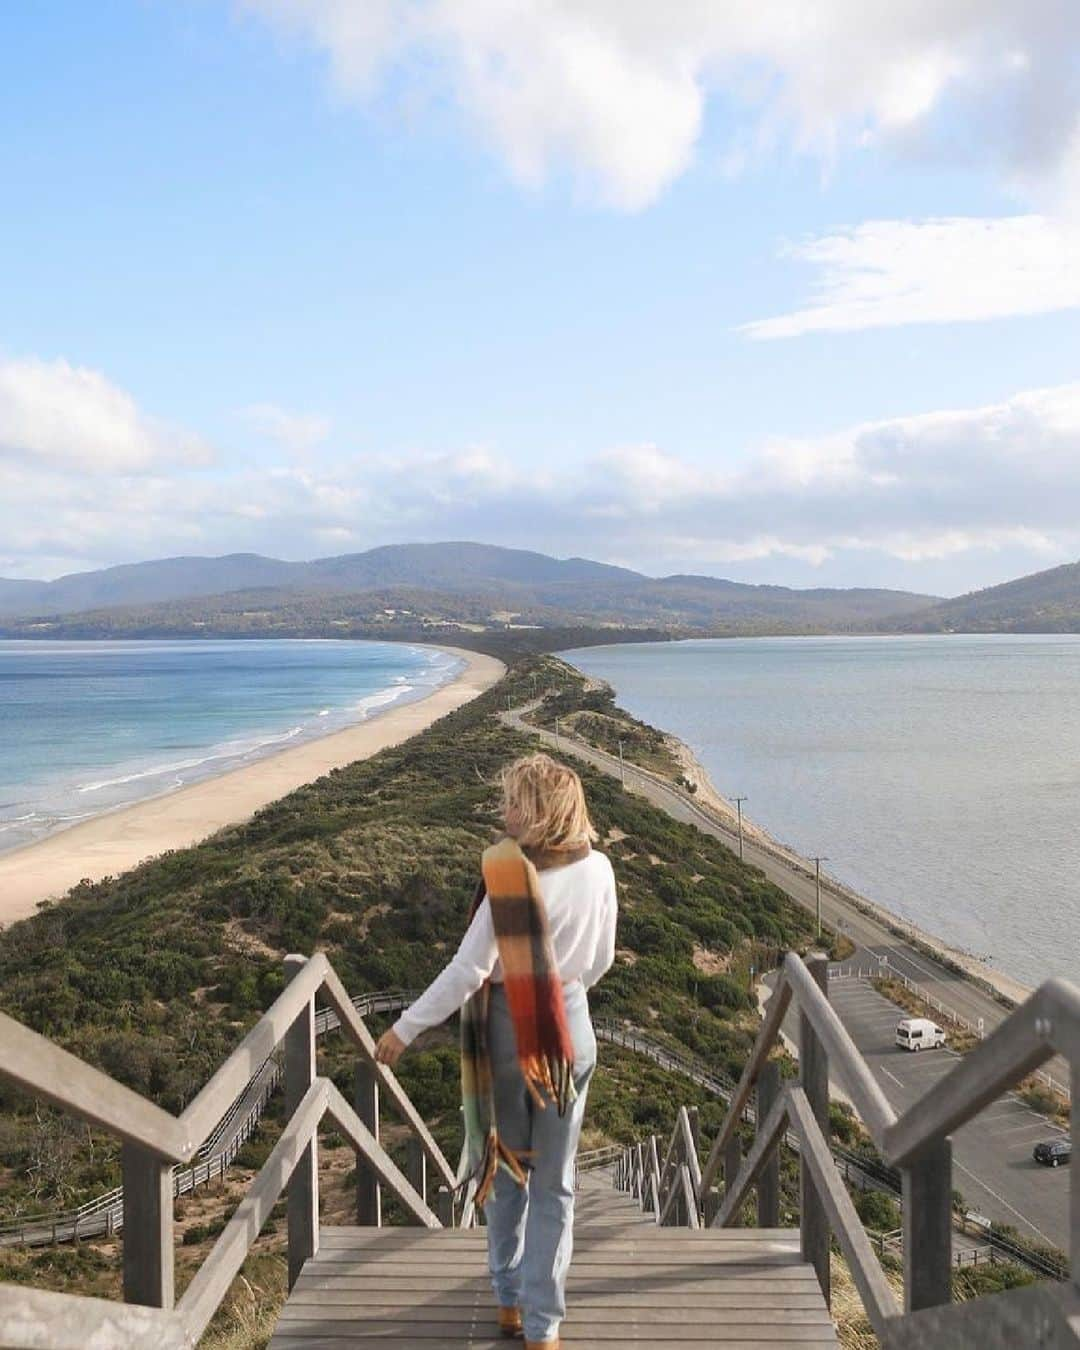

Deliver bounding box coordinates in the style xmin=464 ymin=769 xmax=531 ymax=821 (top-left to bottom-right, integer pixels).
xmin=563 ymin=635 xmax=1080 ymax=989
xmin=0 ymin=639 xmax=461 ymax=853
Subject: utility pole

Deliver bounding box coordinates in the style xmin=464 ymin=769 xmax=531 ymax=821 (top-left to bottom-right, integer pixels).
xmin=618 ymin=739 xmax=626 ymax=787
xmin=811 ymin=856 xmax=828 ymax=941
xmin=554 ymin=717 xmax=560 ymax=750
xmin=732 ymin=796 xmax=748 ymax=861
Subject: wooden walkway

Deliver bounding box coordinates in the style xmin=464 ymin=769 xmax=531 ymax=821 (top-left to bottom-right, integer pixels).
xmin=269 ymin=1173 xmax=838 ymax=1347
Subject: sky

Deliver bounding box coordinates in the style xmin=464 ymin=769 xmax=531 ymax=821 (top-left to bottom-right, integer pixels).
xmin=2 ymin=2 xmax=1080 ymax=598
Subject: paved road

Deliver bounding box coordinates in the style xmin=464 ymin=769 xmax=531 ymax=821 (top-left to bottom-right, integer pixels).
xmin=503 ymin=709 xmax=1070 ymax=1091
xmin=793 ymin=979 xmax=1070 ymax=1250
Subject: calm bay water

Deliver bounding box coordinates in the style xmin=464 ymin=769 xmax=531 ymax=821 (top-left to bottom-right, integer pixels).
xmin=0 ymin=639 xmax=460 ymax=853
xmin=564 ymin=635 xmax=1080 ymax=989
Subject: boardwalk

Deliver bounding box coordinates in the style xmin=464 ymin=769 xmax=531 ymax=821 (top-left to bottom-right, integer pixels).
xmin=269 ymin=1173 xmax=838 ymax=1347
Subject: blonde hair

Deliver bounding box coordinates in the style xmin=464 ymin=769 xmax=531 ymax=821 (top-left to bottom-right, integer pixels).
xmin=499 ymin=753 xmax=597 ymax=852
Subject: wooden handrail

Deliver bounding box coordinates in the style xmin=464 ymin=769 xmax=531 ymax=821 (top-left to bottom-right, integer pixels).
xmin=783 ymin=953 xmax=896 ymax=1142
xmin=0 ymin=989 xmax=419 ymax=1251
xmin=180 ymin=953 xmax=330 ymax=1154
xmin=319 ymin=964 xmax=456 ymax=1191
xmin=785 ymin=1087 xmax=899 ymax=1338
xmin=699 ymin=976 xmax=791 ymax=1196
xmin=0 ymin=1010 xmax=191 ymax=1163
xmin=323 ymin=1081 xmax=440 ymax=1227
xmin=178 ymin=1078 xmax=331 ymax=1342
xmin=678 ymin=1164 xmax=700 ymax=1229
xmin=614 ymin=949 xmax=1080 ymax=1341
xmin=0 ymin=954 xmax=465 ymax=1347
xmin=714 ymin=1090 xmax=789 ymax=1228
xmin=0 ymin=1283 xmax=193 ymax=1350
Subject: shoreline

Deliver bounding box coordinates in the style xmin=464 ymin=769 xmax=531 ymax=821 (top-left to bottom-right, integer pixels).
xmin=551 ymin=650 xmax=1036 ymax=1008
xmin=0 ymin=645 xmax=505 ymax=927
xmin=665 ymin=734 xmax=1035 ymax=1006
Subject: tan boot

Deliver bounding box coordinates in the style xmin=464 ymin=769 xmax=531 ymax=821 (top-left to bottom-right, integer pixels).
xmin=497 ymin=1306 xmax=523 ymax=1338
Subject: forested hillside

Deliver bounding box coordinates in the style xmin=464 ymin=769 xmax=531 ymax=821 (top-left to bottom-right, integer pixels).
xmin=0 ymin=540 xmax=937 ymax=635
xmin=888 ymin=559 xmax=1080 ymax=632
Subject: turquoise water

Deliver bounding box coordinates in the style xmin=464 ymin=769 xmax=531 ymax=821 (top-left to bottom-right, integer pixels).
xmin=0 ymin=639 xmax=460 ymax=853
xmin=563 ymin=635 xmax=1080 ymax=989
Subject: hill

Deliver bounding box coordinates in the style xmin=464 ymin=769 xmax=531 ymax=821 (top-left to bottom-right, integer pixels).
xmin=0 ymin=542 xmax=938 ymax=636
xmin=886 ymin=560 xmax=1080 ymax=633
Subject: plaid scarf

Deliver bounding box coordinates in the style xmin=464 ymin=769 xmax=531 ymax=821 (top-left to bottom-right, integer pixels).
xmin=461 ymin=836 xmax=588 ymax=1205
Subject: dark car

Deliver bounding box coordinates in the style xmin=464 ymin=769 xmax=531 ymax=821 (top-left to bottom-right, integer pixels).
xmin=1033 ymin=1139 xmax=1072 ymax=1167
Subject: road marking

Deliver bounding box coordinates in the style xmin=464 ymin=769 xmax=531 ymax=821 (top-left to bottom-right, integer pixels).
xmin=951 ymin=1158 xmax=1058 ymax=1246
xmin=880 ymin=1067 xmax=905 ymax=1089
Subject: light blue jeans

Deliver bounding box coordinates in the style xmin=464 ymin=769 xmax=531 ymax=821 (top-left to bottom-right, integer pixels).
xmin=484 ymin=981 xmax=597 ymax=1343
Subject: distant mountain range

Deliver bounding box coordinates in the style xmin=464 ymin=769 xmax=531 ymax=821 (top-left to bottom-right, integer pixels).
xmin=3 ymin=543 xmax=1080 ymax=637
xmin=0 ymin=542 xmax=937 ymax=633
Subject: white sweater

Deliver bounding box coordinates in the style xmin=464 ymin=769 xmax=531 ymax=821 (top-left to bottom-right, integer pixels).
xmin=392 ymin=849 xmax=618 ymax=1046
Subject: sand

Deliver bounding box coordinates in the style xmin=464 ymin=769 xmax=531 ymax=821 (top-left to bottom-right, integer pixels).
xmin=0 ymin=645 xmax=505 ymax=926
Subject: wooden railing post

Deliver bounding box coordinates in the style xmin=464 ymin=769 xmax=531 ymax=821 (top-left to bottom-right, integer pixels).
xmin=686 ymin=1106 xmax=701 ymax=1165
xmin=121 ymin=1143 xmax=174 ymax=1308
xmin=902 ymin=1138 xmax=953 ymax=1312
xmin=355 ymin=1059 xmax=381 ymax=1225
xmin=800 ymin=951 xmax=830 ymax=1304
xmin=723 ymin=1134 xmax=742 ymax=1228
xmin=284 ymin=954 xmax=318 ymax=1289
xmin=756 ymin=1060 xmax=781 ymax=1228
xmin=406 ymin=1136 xmax=428 ymax=1213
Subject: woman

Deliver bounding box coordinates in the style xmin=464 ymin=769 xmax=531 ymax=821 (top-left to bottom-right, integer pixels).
xmin=375 ymin=752 xmax=618 ymax=1348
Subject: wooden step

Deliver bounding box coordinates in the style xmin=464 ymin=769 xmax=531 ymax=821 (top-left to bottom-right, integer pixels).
xmin=269 ymin=1183 xmax=837 ymax=1347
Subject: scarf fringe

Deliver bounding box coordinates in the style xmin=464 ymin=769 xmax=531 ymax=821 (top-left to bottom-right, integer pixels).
xmin=470 ymin=1129 xmax=530 ymax=1207
xmin=520 ymin=1053 xmax=578 ymax=1117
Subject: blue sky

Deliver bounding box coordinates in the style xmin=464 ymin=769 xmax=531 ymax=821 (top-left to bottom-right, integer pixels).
xmin=2 ymin=1 xmax=1080 ymax=596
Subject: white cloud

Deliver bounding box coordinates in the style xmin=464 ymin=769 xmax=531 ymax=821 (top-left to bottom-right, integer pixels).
xmin=743 ymin=215 xmax=1080 ymax=337
xmin=242 ymin=1 xmax=1080 ymax=210
xmin=0 ymin=357 xmax=212 ymax=473
xmin=6 ymin=373 xmax=1080 ymax=594
xmin=238 ymin=403 xmax=331 ymax=455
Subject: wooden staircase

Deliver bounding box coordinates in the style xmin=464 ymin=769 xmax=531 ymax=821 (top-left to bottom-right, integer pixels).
xmin=269 ymin=1171 xmax=837 ymax=1347
xmin=1 ymin=950 xmax=1077 ymax=1349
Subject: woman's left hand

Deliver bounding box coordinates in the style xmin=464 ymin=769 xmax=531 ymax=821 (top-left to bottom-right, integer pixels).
xmin=374 ymin=1028 xmax=407 ymax=1067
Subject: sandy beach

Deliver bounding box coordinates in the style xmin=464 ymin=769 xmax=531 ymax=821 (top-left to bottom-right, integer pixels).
xmin=0 ymin=645 xmax=504 ymax=926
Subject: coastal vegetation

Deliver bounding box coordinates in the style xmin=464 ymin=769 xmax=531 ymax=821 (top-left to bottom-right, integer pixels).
xmin=0 ymin=656 xmax=815 ymax=1307
xmin=0 ymin=652 xmax=1056 ymax=1345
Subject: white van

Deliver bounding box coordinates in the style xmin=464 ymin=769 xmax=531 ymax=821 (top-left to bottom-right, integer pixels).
xmin=895 ymin=1017 xmax=946 ymax=1052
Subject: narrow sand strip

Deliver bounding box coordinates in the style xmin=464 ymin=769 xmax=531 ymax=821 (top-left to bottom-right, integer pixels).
xmin=0 ymin=645 xmax=504 ymax=925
